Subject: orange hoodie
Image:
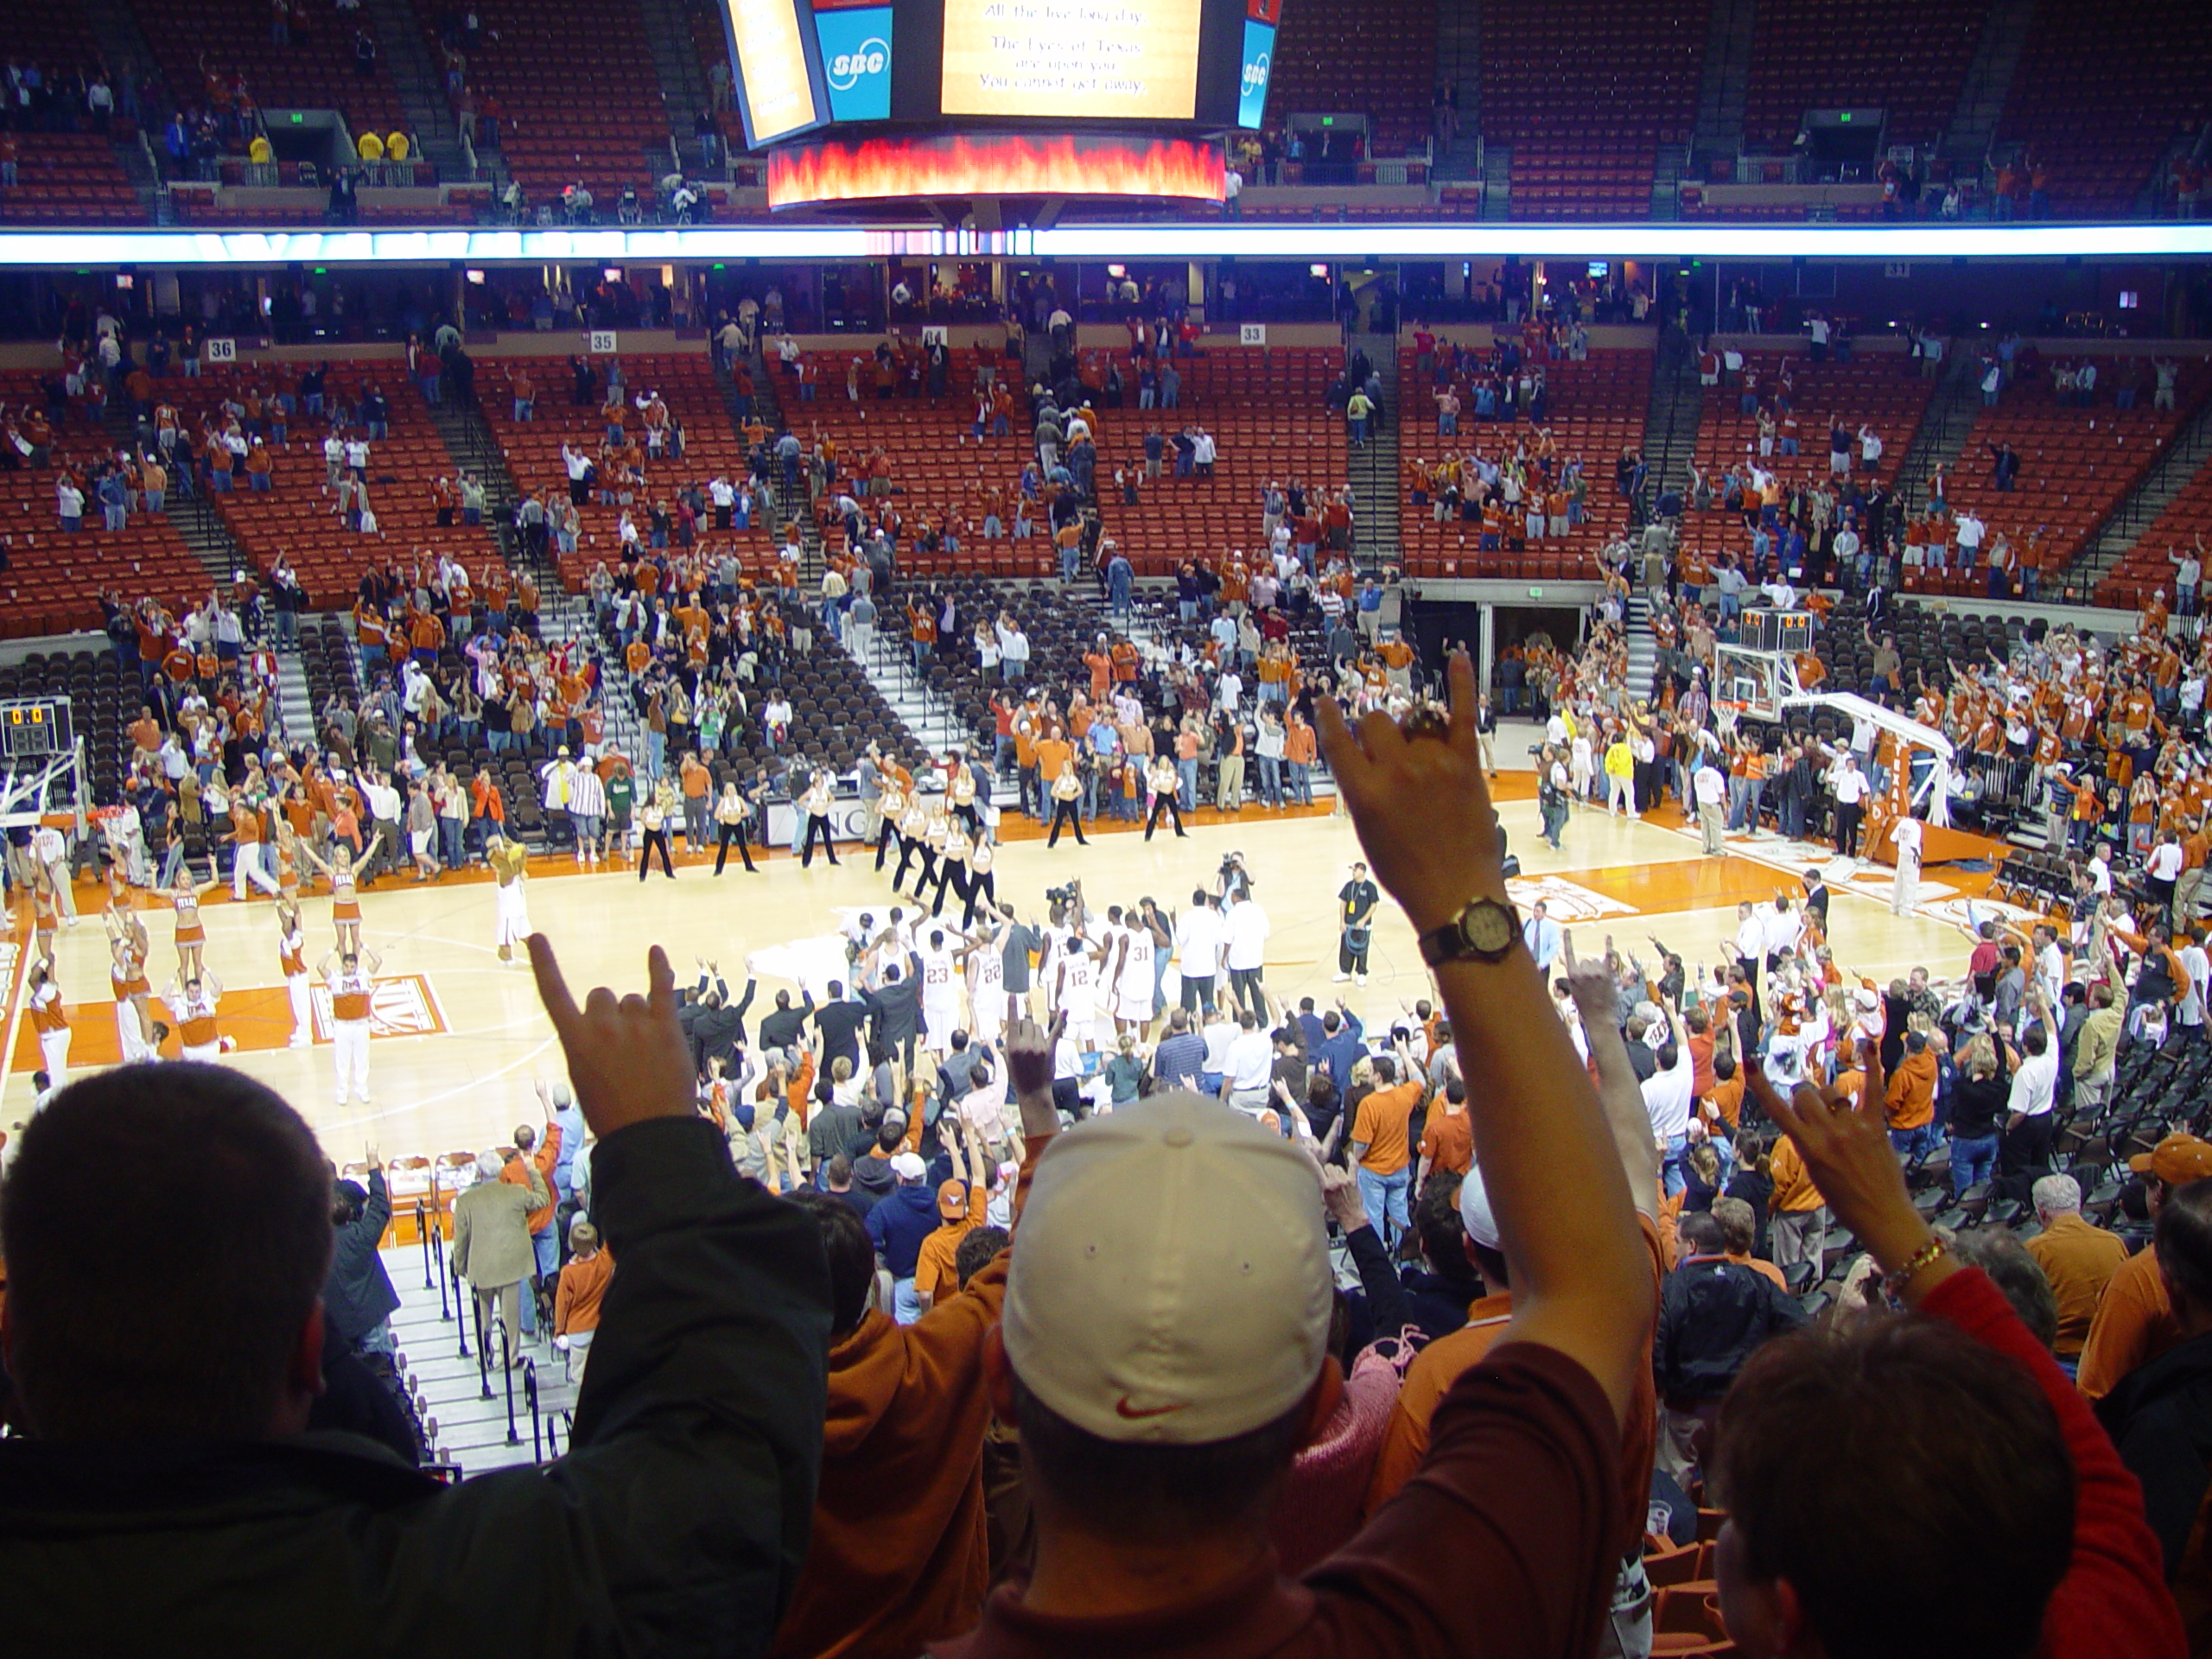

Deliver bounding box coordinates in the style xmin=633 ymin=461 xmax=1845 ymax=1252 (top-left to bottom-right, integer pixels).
xmin=768 ymin=1135 xmax=1044 ymax=1659
xmin=1885 ymin=1048 xmax=1939 ymax=1131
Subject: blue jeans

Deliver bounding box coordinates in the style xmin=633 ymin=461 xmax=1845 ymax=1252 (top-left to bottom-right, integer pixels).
xmin=1177 ymin=758 xmax=1198 ymax=812
xmin=1661 ymin=1132 xmax=1689 ymax=1198
xmin=523 ymin=1226 xmax=556 ymax=1332
xmin=1357 ymin=1165 xmax=1411 ymax=1249
xmin=1889 ymin=1123 xmax=1940 ymax=1164
xmin=1258 ymin=755 xmax=1282 ymax=804
xmin=1948 ymin=1133 xmax=1999 ymax=1196
xmin=893 ymin=1276 xmax=920 ymax=1325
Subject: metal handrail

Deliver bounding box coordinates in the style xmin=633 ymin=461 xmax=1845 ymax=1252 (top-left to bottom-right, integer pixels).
xmin=473 ymin=1295 xmax=490 ymax=1395
xmin=415 ymin=1198 xmax=432 ymax=1289
xmin=499 ymin=1319 xmax=519 ymax=1445
xmin=452 ymin=1250 xmax=471 ymax=1360
xmin=524 ymin=1359 xmax=542 ymax=1461
xmin=430 ymin=1213 xmax=451 ymax=1322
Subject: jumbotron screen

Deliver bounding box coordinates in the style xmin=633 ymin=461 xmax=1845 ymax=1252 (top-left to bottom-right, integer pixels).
xmin=719 ymin=0 xmax=1275 ymax=147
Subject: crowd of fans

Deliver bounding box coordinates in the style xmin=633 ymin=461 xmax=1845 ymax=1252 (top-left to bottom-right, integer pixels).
xmin=2 ymin=658 xmax=2202 ymax=1656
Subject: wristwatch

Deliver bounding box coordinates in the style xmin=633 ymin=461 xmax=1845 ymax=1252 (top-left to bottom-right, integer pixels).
xmin=1418 ymin=894 xmax=1523 ymax=967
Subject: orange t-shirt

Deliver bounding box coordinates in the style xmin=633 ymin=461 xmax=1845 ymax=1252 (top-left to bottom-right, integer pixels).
xmin=1351 ymin=1080 xmax=1422 ymax=1176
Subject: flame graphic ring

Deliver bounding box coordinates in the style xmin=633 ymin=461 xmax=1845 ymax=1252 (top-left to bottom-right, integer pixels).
xmin=767 ymin=131 xmax=1225 ymax=209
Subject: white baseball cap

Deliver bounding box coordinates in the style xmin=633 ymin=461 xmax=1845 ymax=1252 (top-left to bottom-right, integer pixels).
xmin=1001 ymin=1091 xmax=1332 ymax=1446
xmin=1457 ymin=1161 xmax=1502 ymax=1252
xmin=889 ymin=1152 xmax=926 ymax=1182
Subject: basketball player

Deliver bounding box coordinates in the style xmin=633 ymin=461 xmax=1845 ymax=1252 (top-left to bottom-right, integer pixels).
xmin=917 ymin=925 xmax=963 ymax=1057
xmin=1109 ymin=903 xmax=1158 ymax=1037
xmin=961 ymin=914 xmax=1007 ymax=1050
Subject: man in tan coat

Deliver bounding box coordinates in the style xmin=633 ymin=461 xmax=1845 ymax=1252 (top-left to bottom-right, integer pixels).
xmin=453 ymin=1148 xmax=547 ymax=1369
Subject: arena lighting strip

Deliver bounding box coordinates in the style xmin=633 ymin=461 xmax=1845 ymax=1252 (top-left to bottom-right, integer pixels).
xmin=2 ymin=219 xmax=2212 ymax=267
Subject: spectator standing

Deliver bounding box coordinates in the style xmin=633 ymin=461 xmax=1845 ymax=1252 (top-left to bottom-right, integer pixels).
xmin=454 ymin=1147 xmax=545 ymax=1367
xmin=2025 ymin=1174 xmax=2131 ymax=1368
xmin=0 ymin=946 xmax=832 ymax=1652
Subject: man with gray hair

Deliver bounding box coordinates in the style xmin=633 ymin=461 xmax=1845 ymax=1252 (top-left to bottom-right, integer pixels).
xmin=2024 ymin=1172 xmax=2130 ymax=1368
xmin=453 ymin=1147 xmax=546 ymax=1370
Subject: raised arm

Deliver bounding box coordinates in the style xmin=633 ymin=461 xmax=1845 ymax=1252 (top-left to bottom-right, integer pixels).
xmin=1321 ymin=652 xmax=1648 ymax=1426
xmin=1564 ymin=932 xmax=1661 ymax=1221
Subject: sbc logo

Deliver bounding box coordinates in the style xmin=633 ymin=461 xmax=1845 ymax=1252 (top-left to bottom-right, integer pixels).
xmin=1241 ymin=52 xmax=1270 ymax=97
xmin=828 ymin=38 xmax=888 ymax=91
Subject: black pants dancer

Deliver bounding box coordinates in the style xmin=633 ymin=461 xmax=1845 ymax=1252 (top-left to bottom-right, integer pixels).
xmin=874 ymin=817 xmax=899 ymax=870
xmin=893 ymin=836 xmax=934 ymax=893
xmin=960 ymin=867 xmax=995 ymax=929
xmin=1047 ymin=799 xmax=1088 ymax=848
xmin=639 ymin=826 xmax=676 ymax=880
xmin=1145 ymin=793 xmax=1187 ymax=840
xmin=923 ymin=859 xmax=964 ymax=918
xmin=714 ymin=820 xmax=757 ymax=874
xmin=800 ymin=813 xmax=841 ymax=868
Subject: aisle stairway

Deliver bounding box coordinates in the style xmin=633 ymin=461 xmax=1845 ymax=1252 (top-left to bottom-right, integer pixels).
xmin=1638 ymin=328 xmax=1705 ymax=515
xmin=1940 ymin=0 xmax=2035 ymax=175
xmin=359 ymin=0 xmax=480 ymax=185
xmin=2069 ymin=395 xmax=2212 ymax=598
xmin=1624 ymin=595 xmax=1661 ymax=702
xmin=379 ymin=1233 xmax=577 ymax=1478
xmin=1350 ymin=330 xmax=1402 ymax=569
xmin=1688 ymin=0 xmax=1756 ymax=174
xmin=1886 ymin=348 xmax=1981 ymax=512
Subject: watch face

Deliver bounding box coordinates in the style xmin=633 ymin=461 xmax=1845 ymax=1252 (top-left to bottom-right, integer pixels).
xmin=1460 ymin=899 xmax=1516 ymax=955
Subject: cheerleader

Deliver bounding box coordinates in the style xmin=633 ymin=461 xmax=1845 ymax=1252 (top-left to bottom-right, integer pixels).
xmin=874 ymin=760 xmax=911 ymax=870
xmin=712 ymin=779 xmax=759 ymax=874
xmin=276 ymin=898 xmax=313 ymax=1047
xmin=960 ymin=830 xmax=997 ymax=929
xmin=297 ymin=841 xmax=365 ymax=955
xmin=30 ymin=871 xmax=60 ymax=968
xmin=107 ymin=912 xmax=156 ymax=1064
xmin=948 ymin=753 xmax=981 ymax=836
xmin=798 ymin=767 xmax=842 ymax=868
xmin=1046 ymin=760 xmax=1088 ymax=848
xmin=26 ymin=959 xmax=69 ymax=1081
xmin=891 ymin=792 xmax=934 ymax=893
xmin=162 ymin=971 xmax=227 ymax=1064
xmin=1143 ymin=754 xmax=1187 ymax=840
xmin=925 ymin=817 xmax=970 ymax=919
xmin=487 ymin=831 xmax=532 ymax=963
xmin=167 ymin=866 xmax=220 ymax=982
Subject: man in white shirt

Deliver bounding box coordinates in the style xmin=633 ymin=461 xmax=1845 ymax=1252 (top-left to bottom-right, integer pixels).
xmin=1222 ymin=889 xmax=1270 ymax=1016
xmin=1198 ymin=1004 xmax=1241 ymax=1094
xmin=2146 ymin=830 xmax=2186 ymax=919
xmin=1173 ymin=890 xmax=1224 ymax=1016
xmin=1694 ymin=761 xmax=1727 ymax=855
xmin=2177 ymin=930 xmax=2209 ymax=1039
xmin=1955 ymin=512 xmax=1986 ymax=566
xmin=1221 ymin=1008 xmax=1274 ymax=1115
xmin=2004 ymin=986 xmax=2061 ymax=1173
xmin=1831 ymin=753 xmax=1868 ymax=860
xmin=1761 ymin=896 xmax=1803 ymax=970
xmin=1638 ymin=1004 xmax=1695 ymax=1195
xmin=1730 ymin=901 xmax=1768 ymax=999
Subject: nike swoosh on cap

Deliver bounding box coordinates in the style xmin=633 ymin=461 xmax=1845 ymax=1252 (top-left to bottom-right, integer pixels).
xmin=1114 ymin=1396 xmax=1187 ymax=1421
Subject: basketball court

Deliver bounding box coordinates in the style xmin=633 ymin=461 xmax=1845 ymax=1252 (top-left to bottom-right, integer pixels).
xmin=3 ymin=755 xmax=2008 ymax=1166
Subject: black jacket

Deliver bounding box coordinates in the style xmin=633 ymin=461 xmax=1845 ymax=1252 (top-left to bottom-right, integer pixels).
xmin=0 ymin=1118 xmax=831 ymax=1655
xmin=690 ymin=978 xmax=758 ymax=1071
xmin=323 ymin=1169 xmax=400 ymax=1347
xmin=759 ymin=990 xmax=813 ymax=1055
xmin=811 ymin=1000 xmax=869 ymax=1072
xmin=866 ymin=957 xmax=923 ymax=1045
xmin=2095 ymin=1328 xmax=2212 ymax=1577
xmin=1656 ymin=1256 xmax=1807 ymax=1404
